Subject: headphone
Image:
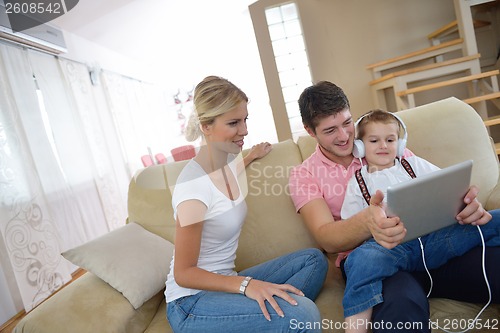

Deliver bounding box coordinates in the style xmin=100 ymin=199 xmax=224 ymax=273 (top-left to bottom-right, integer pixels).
xmin=352 ymin=111 xmax=408 ymax=158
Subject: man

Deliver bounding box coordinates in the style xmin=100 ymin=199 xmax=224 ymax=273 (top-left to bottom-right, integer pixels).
xmin=289 ymin=81 xmax=499 ymax=332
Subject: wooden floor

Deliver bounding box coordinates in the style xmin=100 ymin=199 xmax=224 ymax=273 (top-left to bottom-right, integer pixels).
xmin=0 ymin=269 xmax=86 ymax=333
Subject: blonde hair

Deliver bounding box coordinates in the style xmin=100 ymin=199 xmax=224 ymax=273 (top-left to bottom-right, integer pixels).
xmin=185 ymin=76 xmax=248 ymax=142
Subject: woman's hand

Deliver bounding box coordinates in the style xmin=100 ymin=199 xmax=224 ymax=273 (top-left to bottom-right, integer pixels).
xmin=244 ymin=142 xmax=272 ymax=167
xmin=243 ymin=279 xmax=304 ymax=321
xmin=250 ymin=142 xmax=272 ymax=159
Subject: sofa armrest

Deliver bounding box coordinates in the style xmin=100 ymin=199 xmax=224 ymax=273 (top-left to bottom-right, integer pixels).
xmin=485 ymin=181 xmax=500 ymax=211
xmin=14 ymin=272 xmax=164 ymax=333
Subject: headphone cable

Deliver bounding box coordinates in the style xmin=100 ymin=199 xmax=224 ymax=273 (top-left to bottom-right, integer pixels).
xmin=418 ymin=225 xmax=491 ymax=333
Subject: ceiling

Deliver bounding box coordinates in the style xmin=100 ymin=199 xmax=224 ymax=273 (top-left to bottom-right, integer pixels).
xmin=52 ymin=0 xmax=257 ymax=63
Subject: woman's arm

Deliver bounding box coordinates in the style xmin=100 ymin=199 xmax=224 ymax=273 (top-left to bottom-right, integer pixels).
xmin=243 ymin=142 xmax=272 ymax=168
xmin=174 ymin=226 xmax=244 ymax=293
xmin=173 ymin=199 xmax=303 ymax=320
xmin=174 ymin=199 xmax=243 ymax=293
xmin=235 ymin=142 xmax=272 ymax=176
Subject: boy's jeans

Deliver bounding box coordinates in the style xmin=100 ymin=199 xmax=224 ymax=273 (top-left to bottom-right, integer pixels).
xmin=343 ymin=212 xmax=500 ymax=317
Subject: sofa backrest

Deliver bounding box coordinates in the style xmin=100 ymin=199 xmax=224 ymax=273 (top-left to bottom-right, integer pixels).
xmin=296 ymin=97 xmax=499 ymax=206
xmin=128 ymin=161 xmax=185 ymax=242
xmin=128 ymin=139 xmax=318 ymax=272
xmin=236 ymin=139 xmax=318 ymax=269
xmin=398 ymin=97 xmax=499 ymax=206
xmin=128 ymin=97 xmax=498 ymax=271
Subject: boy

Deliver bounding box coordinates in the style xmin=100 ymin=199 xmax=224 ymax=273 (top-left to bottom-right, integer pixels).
xmin=340 ymin=109 xmax=500 ymax=332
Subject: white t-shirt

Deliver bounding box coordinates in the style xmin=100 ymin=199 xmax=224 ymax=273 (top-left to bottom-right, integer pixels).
xmin=165 ymin=155 xmax=247 ymax=303
xmin=341 ymin=156 xmax=439 ymax=219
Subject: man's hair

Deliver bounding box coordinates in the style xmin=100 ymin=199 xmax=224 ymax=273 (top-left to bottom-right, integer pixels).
xmin=298 ymin=81 xmax=350 ymax=132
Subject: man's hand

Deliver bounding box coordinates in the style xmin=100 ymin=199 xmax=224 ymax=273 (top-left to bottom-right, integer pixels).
xmin=367 ymin=190 xmax=406 ymax=249
xmin=456 ymin=185 xmax=492 ymax=226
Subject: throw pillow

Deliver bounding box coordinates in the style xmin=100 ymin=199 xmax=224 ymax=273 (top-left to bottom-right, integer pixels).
xmin=62 ymin=222 xmax=174 ymax=309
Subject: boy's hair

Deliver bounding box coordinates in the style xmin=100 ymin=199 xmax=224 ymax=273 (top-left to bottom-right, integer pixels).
xmin=356 ymin=109 xmax=403 ymax=140
xmin=298 ymin=81 xmax=350 ymax=132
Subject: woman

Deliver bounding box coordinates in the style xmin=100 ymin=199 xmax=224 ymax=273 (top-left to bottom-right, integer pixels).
xmin=165 ymin=76 xmax=328 ymax=332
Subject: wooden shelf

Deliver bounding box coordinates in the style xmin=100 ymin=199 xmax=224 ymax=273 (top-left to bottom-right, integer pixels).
xmin=427 ymin=19 xmax=491 ymax=40
xmin=495 ymin=142 xmax=500 ymax=155
xmin=484 ymin=115 xmax=500 ymax=127
xmin=366 ymin=38 xmax=463 ymax=70
xmin=397 ymin=70 xmax=499 ymax=96
xmin=463 ymin=91 xmax=500 ymax=104
xmin=369 ymin=54 xmax=481 ymax=85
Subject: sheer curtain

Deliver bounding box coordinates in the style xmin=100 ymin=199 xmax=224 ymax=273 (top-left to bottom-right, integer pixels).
xmin=57 ymin=58 xmax=129 ymax=231
xmin=0 ymin=44 xmax=131 ymax=317
xmin=0 ymin=41 xmax=180 ymax=323
xmin=101 ymin=71 xmax=188 ymax=176
xmin=0 ymin=44 xmax=73 ymax=313
xmin=101 ymin=71 xmax=151 ymax=176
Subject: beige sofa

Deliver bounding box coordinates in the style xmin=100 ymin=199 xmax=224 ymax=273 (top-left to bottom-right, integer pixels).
xmin=14 ymin=97 xmax=500 ymax=333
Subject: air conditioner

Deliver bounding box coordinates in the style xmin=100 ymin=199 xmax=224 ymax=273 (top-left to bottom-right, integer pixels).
xmin=0 ymin=3 xmax=67 ymax=54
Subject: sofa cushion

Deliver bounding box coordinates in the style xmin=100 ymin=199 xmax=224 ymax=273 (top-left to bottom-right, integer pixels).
xmin=14 ymin=272 xmax=165 ymax=333
xmin=62 ymin=222 xmax=174 ymax=309
xmin=128 ymin=161 xmax=188 ymax=243
xmin=144 ymin=302 xmax=171 ymax=333
xmin=296 ymin=134 xmax=317 ymax=161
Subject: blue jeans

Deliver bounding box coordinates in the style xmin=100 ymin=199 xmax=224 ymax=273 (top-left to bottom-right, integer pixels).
xmin=343 ymin=212 xmax=500 ymax=317
xmin=167 ymin=248 xmax=328 ymax=333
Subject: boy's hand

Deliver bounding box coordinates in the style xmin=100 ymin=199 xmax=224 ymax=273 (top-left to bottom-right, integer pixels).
xmin=368 ymin=190 xmax=406 ymax=249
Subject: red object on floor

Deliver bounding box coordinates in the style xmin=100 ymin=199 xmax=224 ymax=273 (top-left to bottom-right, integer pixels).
xmin=155 ymin=153 xmax=167 ymax=164
xmin=171 ymin=145 xmax=196 ymax=161
xmin=141 ymin=155 xmax=154 ymax=167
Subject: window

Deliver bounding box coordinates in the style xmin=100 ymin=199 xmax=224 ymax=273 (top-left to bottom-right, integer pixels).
xmin=265 ymin=2 xmax=311 ymax=139
xmin=35 ymin=77 xmax=66 ymax=178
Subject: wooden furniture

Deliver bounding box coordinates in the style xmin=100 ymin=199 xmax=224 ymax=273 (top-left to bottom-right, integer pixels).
xmin=366 ymin=0 xmax=500 ymax=154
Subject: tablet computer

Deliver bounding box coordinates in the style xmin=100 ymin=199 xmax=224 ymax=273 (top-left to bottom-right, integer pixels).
xmin=386 ymin=159 xmax=473 ymax=243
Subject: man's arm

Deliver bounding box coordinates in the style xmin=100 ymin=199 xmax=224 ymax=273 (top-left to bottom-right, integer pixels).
xmin=299 ymin=198 xmax=369 ymax=253
xmin=299 ymin=191 xmax=407 ymax=253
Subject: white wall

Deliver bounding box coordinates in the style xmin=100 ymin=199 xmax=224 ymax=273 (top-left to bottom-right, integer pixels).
xmin=300 ymin=0 xmax=457 ymax=119
xmin=57 ymin=1 xmax=279 ymax=149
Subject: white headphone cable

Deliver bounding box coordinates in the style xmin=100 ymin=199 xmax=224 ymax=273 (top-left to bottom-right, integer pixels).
xmin=419 ymin=226 xmax=491 ymax=333
xmin=418 ymin=236 xmax=434 ymax=298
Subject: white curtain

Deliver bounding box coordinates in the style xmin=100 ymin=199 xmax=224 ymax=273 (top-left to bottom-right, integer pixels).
xmin=0 ymin=41 xmax=181 ymax=322
xmin=101 ymin=71 xmax=192 ymax=176
xmin=100 ymin=71 xmax=151 ymax=176
xmin=0 ymin=44 xmax=73 ymax=312
xmin=0 ymin=44 xmax=132 ymax=316
xmin=57 ymin=58 xmax=129 ymax=231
